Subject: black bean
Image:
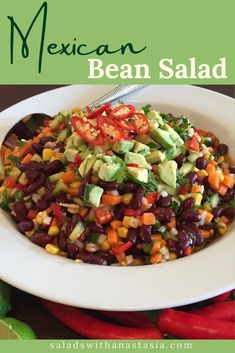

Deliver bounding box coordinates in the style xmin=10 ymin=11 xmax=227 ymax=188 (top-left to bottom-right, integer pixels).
xmin=139 ymin=225 xmax=152 ymax=243
xmin=222 ymin=187 xmax=235 ymax=202
xmin=196 ymin=157 xmax=207 ymax=169
xmin=177 ymin=230 xmax=191 ymax=250
xmin=174 ymin=154 xmax=186 ymax=167
xmin=212 ymin=207 xmax=223 ymax=218
xmin=25 ymin=169 xmax=39 ymax=180
xmin=57 ymin=232 xmax=67 ymax=251
xmin=229 ymin=166 xmax=235 ymax=173
xmin=55 ymin=193 xmax=69 ymax=204
xmin=88 ymin=222 xmax=104 ymax=234
xmin=12 ymin=201 xmax=28 ymax=221
xmin=66 ymin=243 xmax=79 ymax=259
xmin=19 ymin=161 xmax=45 ymax=172
xmin=217 ymin=143 xmax=228 ymax=156
xmin=127 ymin=228 xmax=138 ymax=245
xmin=78 ymin=169 xmax=92 ymax=197
xmin=44 ymin=160 xmax=64 ymax=176
xmin=36 ymin=197 xmax=50 ymax=211
xmin=181 ymin=197 xmax=195 ymax=210
xmin=119 ymin=182 xmax=137 ymax=193
xmin=131 ymin=186 xmax=145 ymax=209
xmin=97 ymin=251 xmax=115 ymax=265
xmin=202 ymin=194 xmax=209 ymax=204
xmin=195 ymin=234 xmax=205 ymax=247
xmin=40 ymin=136 xmax=55 ymax=145
xmin=166 ymin=238 xmax=178 ymax=251
xmin=177 ymin=222 xmax=199 ymax=245
xmin=31 ymin=232 xmax=51 ymax=247
xmin=17 ymin=220 xmax=34 ymax=233
xmin=113 ymin=204 xmax=125 ymax=220
xmin=186 ymin=171 xmax=199 ymax=184
xmin=157 ymin=196 xmax=172 ymax=208
xmin=32 ymin=143 xmax=44 ymax=155
xmin=221 ymin=207 xmax=235 ymax=221
xmin=98 ymin=181 xmax=119 ymax=191
xmin=25 ymin=172 xmax=46 ymax=194
xmin=76 ymin=250 xmax=106 ymax=265
xmin=202 ymin=177 xmax=211 ymax=192
xmin=180 ymin=209 xmax=201 ymax=222
xmin=153 ymin=207 xmax=175 ymax=222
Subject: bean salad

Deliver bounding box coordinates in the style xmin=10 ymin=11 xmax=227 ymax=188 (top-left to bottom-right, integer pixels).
xmin=0 ymin=103 xmax=234 ymax=266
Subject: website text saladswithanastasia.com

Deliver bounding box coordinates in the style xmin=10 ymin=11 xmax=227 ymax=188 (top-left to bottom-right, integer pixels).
xmin=49 ymin=340 xmax=192 ymax=351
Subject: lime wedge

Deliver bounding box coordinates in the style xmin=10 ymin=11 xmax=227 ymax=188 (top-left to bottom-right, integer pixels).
xmin=0 ymin=317 xmax=37 ymax=339
xmin=0 ymin=280 xmax=11 ymax=317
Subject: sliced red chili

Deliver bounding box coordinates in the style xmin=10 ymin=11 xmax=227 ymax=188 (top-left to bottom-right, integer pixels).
xmin=71 ymin=116 xmax=104 ymax=146
xmin=124 ymin=208 xmax=142 ymax=217
xmin=112 ymin=241 xmax=133 ymax=255
xmin=86 ymin=103 xmax=111 ymax=119
xmin=179 ymin=184 xmax=190 ymax=195
xmin=97 ymin=116 xmax=124 ymax=142
xmin=133 ymin=113 xmax=150 ymax=135
xmin=113 ymin=118 xmax=135 ymax=131
xmin=51 ymin=203 xmax=64 ymax=223
xmin=110 ymin=105 xmax=135 ymax=120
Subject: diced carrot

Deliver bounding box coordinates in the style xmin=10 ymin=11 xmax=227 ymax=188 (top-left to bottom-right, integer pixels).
xmin=223 ymin=176 xmax=235 ymax=189
xmin=223 ymin=169 xmax=230 ymax=176
xmin=107 ymin=228 xmax=119 ymax=247
xmin=150 ymin=252 xmax=162 ymax=264
xmin=102 ymin=194 xmax=122 ymax=206
xmin=67 ymin=188 xmax=79 ymax=196
xmin=184 ymin=246 xmax=192 ymax=256
xmin=166 ymin=217 xmax=176 ymax=230
xmin=91 ymin=176 xmax=99 ymax=184
xmin=110 ymin=220 xmax=123 ymax=230
xmin=140 ymin=212 xmax=156 ymax=225
xmin=218 ymin=184 xmax=228 ymax=196
xmin=3 ymin=149 xmax=13 ymax=165
xmin=40 ymin=126 xmax=53 ymax=136
xmin=78 ymin=207 xmax=88 ymax=217
xmin=21 ymin=153 xmax=33 ymax=164
xmin=150 ymin=241 xmax=161 ymax=255
xmin=61 ymin=171 xmax=76 ymax=184
xmin=198 ymin=209 xmax=214 ymax=223
xmin=14 ymin=141 xmax=32 ymax=158
xmin=199 ymin=229 xmax=211 ymax=238
xmin=53 ymin=152 xmax=64 ymax=160
xmin=116 ymin=252 xmax=126 ymax=263
xmin=209 ymin=160 xmax=218 ymax=166
xmin=191 ymin=184 xmax=202 ymax=193
xmin=208 ymin=172 xmax=220 ymax=190
xmin=206 ymin=163 xmax=216 ymax=174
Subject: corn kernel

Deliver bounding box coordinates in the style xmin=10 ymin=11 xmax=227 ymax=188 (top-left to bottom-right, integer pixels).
xmin=25 ymin=230 xmax=34 ymax=238
xmin=193 ymin=167 xmax=199 ymax=172
xmin=217 ymin=222 xmax=227 ymax=235
xmin=45 ymin=244 xmax=60 ymax=255
xmin=121 ymin=193 xmax=133 ymax=205
xmin=198 ymin=169 xmax=208 ymax=178
xmin=117 ymin=227 xmax=128 ymax=238
xmin=100 ymin=240 xmax=111 ymax=251
xmin=218 ymin=156 xmax=225 ymax=164
xmin=48 ymin=226 xmax=60 ymax=236
xmin=36 ymin=211 xmax=47 ymax=225
xmin=18 ymin=173 xmax=28 ymax=185
xmin=178 ymin=195 xmax=186 ymax=201
xmin=193 ymin=193 xmax=203 ymax=206
xmin=202 ymin=203 xmax=212 ymax=211
xmin=169 ymin=252 xmax=177 ymax=261
xmin=70 ymin=181 xmax=81 ymax=189
xmin=122 ymin=216 xmax=140 ymax=228
xmin=42 ymin=148 xmax=54 ymax=161
xmin=204 ymin=152 xmax=210 ymax=160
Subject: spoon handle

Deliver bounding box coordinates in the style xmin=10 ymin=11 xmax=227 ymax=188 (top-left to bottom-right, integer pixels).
xmin=83 ymin=84 xmax=147 ymax=111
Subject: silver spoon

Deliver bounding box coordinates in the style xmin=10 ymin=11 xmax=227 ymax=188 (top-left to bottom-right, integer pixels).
xmin=2 ymin=84 xmax=147 ymax=149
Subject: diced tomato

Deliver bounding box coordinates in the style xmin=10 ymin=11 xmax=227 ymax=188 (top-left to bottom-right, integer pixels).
xmin=189 ymin=135 xmax=200 ymax=151
xmin=95 ymin=205 xmax=112 ymax=225
xmin=28 ymin=209 xmax=38 ymax=220
xmin=97 ymin=116 xmax=124 ymax=142
xmin=86 ymin=103 xmax=111 ymax=119
xmin=179 ymin=184 xmax=190 ymax=195
xmin=133 ymin=113 xmax=150 ymax=135
xmin=112 ymin=241 xmax=133 ymax=255
xmin=146 ymin=192 xmax=160 ymax=204
xmin=59 ymin=122 xmax=66 ymax=130
xmin=15 ymin=183 xmax=24 ymax=191
xmin=51 ymin=203 xmax=64 ymax=223
xmin=110 ymin=105 xmax=135 ymax=120
xmin=5 ymin=176 xmax=17 ymax=189
xmin=124 ymin=208 xmax=142 ymax=217
xmin=71 ymin=116 xmax=104 ymax=146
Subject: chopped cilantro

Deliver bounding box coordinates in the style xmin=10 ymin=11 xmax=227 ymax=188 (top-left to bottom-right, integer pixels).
xmin=86 ymin=233 xmax=100 ymax=243
xmin=165 ymin=147 xmax=176 ymax=161
xmin=153 ymin=221 xmax=167 ymax=235
xmin=174 ymin=116 xmax=192 ymax=141
xmin=142 ymin=104 xmax=152 ymax=115
xmin=113 ymin=157 xmax=128 ymax=183
xmin=142 ymin=243 xmax=151 ymax=254
xmin=13 ymin=191 xmax=24 ymax=201
xmin=177 ymin=173 xmax=189 ymax=186
xmin=171 ymin=200 xmax=181 ymax=215
xmin=16 ymin=140 xmax=25 ymax=148
xmin=7 ymin=155 xmax=21 ymax=165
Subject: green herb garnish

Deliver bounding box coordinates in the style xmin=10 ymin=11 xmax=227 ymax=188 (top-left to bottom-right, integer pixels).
xmin=7 ymin=156 xmax=21 ymax=165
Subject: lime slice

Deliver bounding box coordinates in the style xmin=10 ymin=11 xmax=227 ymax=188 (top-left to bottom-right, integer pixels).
xmin=0 ymin=317 xmax=37 ymax=339
xmin=0 ymin=280 xmax=11 ymax=317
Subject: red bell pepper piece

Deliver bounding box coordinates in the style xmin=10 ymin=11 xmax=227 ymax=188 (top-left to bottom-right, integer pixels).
xmin=15 ymin=183 xmax=24 ymax=191
xmin=28 ymin=209 xmax=38 ymax=220
xmin=127 ymin=163 xmax=139 ymax=168
xmin=179 ymin=184 xmax=190 ymax=195
xmin=95 ymin=205 xmax=112 ymax=225
xmin=112 ymin=241 xmax=133 ymax=255
xmin=124 ymin=208 xmax=142 ymax=217
xmin=189 ymin=135 xmax=200 ymax=151
xmin=67 ymin=154 xmax=82 ymax=168
xmin=133 ymin=113 xmax=151 ymax=135
xmin=5 ymin=176 xmax=17 ymax=189
xmin=97 ymin=116 xmax=124 ymax=143
xmin=146 ymin=191 xmax=160 ymax=204
xmin=71 ymin=116 xmax=104 ymax=146
xmin=51 ymin=203 xmax=64 ymax=223
xmin=110 ymin=104 xmax=135 ymax=120
xmin=86 ymin=103 xmax=111 ymax=119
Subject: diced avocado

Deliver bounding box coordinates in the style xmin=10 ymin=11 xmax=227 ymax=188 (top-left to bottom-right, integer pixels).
xmin=98 ymin=163 xmax=120 ymax=181
xmin=78 ymin=144 xmax=88 ymax=152
xmin=135 ymin=134 xmax=161 ymax=149
xmin=78 ymin=155 xmax=96 ymax=177
xmin=149 ymin=120 xmax=159 ymax=129
xmin=48 ymin=172 xmax=64 ymax=183
xmin=209 ymin=193 xmax=220 ymax=208
xmin=164 ymin=146 xmax=178 ymax=160
xmin=187 ymin=152 xmax=203 ymax=163
xmin=64 ymin=148 xmax=78 ymax=162
xmin=69 ymin=221 xmax=84 ymax=241
xmin=92 ymin=159 xmax=104 ymax=173
xmin=158 ymin=160 xmax=177 ymax=188
xmin=102 ymin=155 xmax=117 ymax=163
xmin=157 ymin=183 xmax=178 ymax=196
xmin=146 ymin=150 xmax=165 ymax=164
xmin=80 ymin=149 xmax=93 ymax=160
xmin=84 ymin=184 xmax=104 ymax=208
xmin=53 ymin=180 xmax=68 ymax=196
xmin=71 ymin=132 xmax=84 ymax=146
xmin=0 ymin=187 xmax=9 ymax=211
xmin=179 ymin=162 xmax=193 ymax=176
xmin=0 ymin=159 xmax=5 ymax=181
xmin=133 ymin=141 xmax=150 ymax=156
xmin=49 ymin=114 xmax=63 ymax=129
xmin=147 ymin=110 xmax=164 ymax=126
xmin=93 ymin=141 xmax=112 ymax=154
xmin=125 ymin=152 xmax=151 ymax=170
xmin=127 ymin=167 xmax=148 ymax=183
xmin=112 ymin=140 xmax=135 ymax=154
xmin=163 ymin=124 xmax=184 ymax=146
xmin=57 ymin=128 xmax=69 ymax=142
xmin=150 ymin=128 xmax=175 ymax=149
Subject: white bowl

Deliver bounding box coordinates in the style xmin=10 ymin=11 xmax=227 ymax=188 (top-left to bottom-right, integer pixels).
xmin=0 ymin=85 xmax=234 ymax=311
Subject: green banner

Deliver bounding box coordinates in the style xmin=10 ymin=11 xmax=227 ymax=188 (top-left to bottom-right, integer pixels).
xmin=0 ymin=0 xmax=234 ymax=83
xmin=0 ymin=340 xmax=235 ymax=353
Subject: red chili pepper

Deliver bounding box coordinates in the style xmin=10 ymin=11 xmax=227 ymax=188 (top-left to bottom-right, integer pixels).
xmin=43 ymin=300 xmax=163 ymax=339
xmin=97 ymin=116 xmax=124 ymax=142
xmin=189 ymin=135 xmax=200 ymax=151
xmin=95 ymin=205 xmax=112 ymax=225
xmin=5 ymin=176 xmax=17 ymax=189
xmin=86 ymin=103 xmax=111 ymax=119
xmin=110 ymin=104 xmax=135 ymax=120
xmin=113 ymin=118 xmax=135 ymax=131
xmin=112 ymin=241 xmax=133 ymax=255
xmin=51 ymin=203 xmax=64 ymax=223
xmin=71 ymin=116 xmax=104 ymax=146
xmin=124 ymin=208 xmax=142 ymax=217
xmin=191 ymin=300 xmax=235 ymax=322
xmin=127 ymin=163 xmax=139 ymax=168
xmin=15 ymin=183 xmax=24 ymax=191
xmin=158 ymin=308 xmax=235 ymax=339
xmin=28 ymin=209 xmax=38 ymax=220
xmin=211 ymin=290 xmax=232 ymax=303
xmin=146 ymin=192 xmax=160 ymax=204
xmin=133 ymin=113 xmax=151 ymax=135
xmin=100 ymin=311 xmax=155 ymax=328
xmin=179 ymin=184 xmax=190 ymax=195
